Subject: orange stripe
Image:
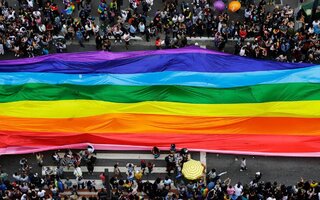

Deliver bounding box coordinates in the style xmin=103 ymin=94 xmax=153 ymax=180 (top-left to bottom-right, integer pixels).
xmin=1 ymin=114 xmax=320 ymax=135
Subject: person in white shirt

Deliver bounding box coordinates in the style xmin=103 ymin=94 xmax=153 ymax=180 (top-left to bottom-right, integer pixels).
xmin=87 ymin=144 xmax=95 ymax=154
xmin=178 ymin=14 xmax=185 ymax=23
xmin=146 ymin=0 xmax=153 ymax=6
xmin=37 ymin=189 xmax=46 ymax=198
xmin=172 ymin=15 xmax=178 ymax=23
xmin=163 ymin=176 xmax=172 ymax=189
xmin=27 ymin=0 xmax=34 ymax=8
xmin=21 ymin=194 xmax=27 ymax=200
xmin=239 ymin=47 xmax=246 ymax=56
xmin=312 ymin=19 xmax=320 ymax=28
xmin=93 ymin=23 xmax=100 ymax=36
xmin=234 ymin=182 xmax=243 ymax=198
xmin=240 ymin=158 xmax=247 ymax=171
xmin=73 ymin=166 xmax=82 ymax=178
xmin=113 ymin=26 xmax=123 ymax=43
xmin=12 ymin=173 xmax=21 ymax=182
xmin=138 ymin=22 xmax=145 ymax=34
xmin=126 ymin=163 xmax=135 ymax=174
xmin=77 ymin=176 xmax=85 ymax=189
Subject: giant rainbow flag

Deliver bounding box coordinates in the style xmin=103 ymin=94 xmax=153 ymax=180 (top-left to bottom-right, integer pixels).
xmin=1 ymin=47 xmax=320 ymax=156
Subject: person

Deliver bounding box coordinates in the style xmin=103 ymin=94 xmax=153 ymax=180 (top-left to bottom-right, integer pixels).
xmin=65 ymin=178 xmax=73 ymax=189
xmin=0 ymin=40 xmax=4 ymax=55
xmin=77 ymin=176 xmax=85 ymax=189
xmin=113 ymin=26 xmax=123 ymax=43
xmin=147 ymin=161 xmax=154 ymax=174
xmin=35 ymin=153 xmax=44 ymax=167
xmin=0 ymin=171 xmax=8 ymax=181
xmin=140 ymin=160 xmax=146 ymax=174
xmin=207 ymin=168 xmax=227 ymax=183
xmin=145 ymin=26 xmax=150 ymax=42
xmin=134 ymin=170 xmax=143 ymax=182
xmin=114 ymin=163 xmax=121 ymax=177
xmin=250 ymin=172 xmax=263 ymax=187
xmin=99 ymin=172 xmax=106 ymax=187
xmin=163 ymin=176 xmax=172 ymax=190
xmin=129 ymin=24 xmax=137 ymax=37
xmin=234 ymin=182 xmax=243 ymax=198
xmin=55 ymin=42 xmax=65 ymax=53
xmin=165 ymin=153 xmax=175 ymax=175
xmin=98 ymin=188 xmax=108 ymax=200
xmin=103 ymin=37 xmax=112 ymax=51
xmin=37 ymin=189 xmax=46 ymax=198
xmin=240 ymin=157 xmax=247 ymax=171
xmin=19 ymin=158 xmax=28 ymax=168
xmin=56 ymin=165 xmax=64 ymax=178
xmin=170 ymin=144 xmax=176 ymax=153
xmin=86 ymin=159 xmax=94 ymax=175
xmin=126 ymin=163 xmax=135 ymax=175
xmin=127 ymin=172 xmax=134 ymax=182
xmin=123 ymin=31 xmax=131 ymax=50
xmin=43 ymin=167 xmax=54 ymax=176
xmin=155 ymin=37 xmax=162 ymax=50
xmin=180 ymin=148 xmax=189 ymax=162
xmin=76 ymin=30 xmax=85 ymax=48
xmin=73 ymin=166 xmax=82 ymax=178
xmin=76 ymin=0 xmax=83 ymax=10
xmin=207 ymin=168 xmax=217 ymax=182
xmin=86 ymin=180 xmax=97 ymax=192
xmin=87 ymin=144 xmax=95 ymax=154
xmin=151 ymin=146 xmax=160 ymax=159
xmin=227 ymin=185 xmax=235 ymax=198
xmin=57 ymin=179 xmax=65 ymax=193
xmin=96 ymin=35 xmax=103 ymax=50
xmin=71 ymin=184 xmax=79 ymax=196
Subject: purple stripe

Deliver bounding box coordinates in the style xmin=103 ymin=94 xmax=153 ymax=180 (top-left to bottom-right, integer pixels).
xmin=0 ymin=46 xmax=227 ymax=65
xmin=0 ymin=46 xmax=313 ymax=73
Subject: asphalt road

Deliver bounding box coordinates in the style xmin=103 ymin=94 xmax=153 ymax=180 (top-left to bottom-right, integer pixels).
xmin=1 ymin=150 xmax=320 ymax=186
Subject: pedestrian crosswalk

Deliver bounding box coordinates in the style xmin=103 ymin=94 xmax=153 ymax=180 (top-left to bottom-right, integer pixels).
xmin=41 ymin=150 xmax=201 ymax=194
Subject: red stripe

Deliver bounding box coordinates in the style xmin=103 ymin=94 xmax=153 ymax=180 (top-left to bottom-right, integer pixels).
xmin=1 ymin=131 xmax=320 ymax=155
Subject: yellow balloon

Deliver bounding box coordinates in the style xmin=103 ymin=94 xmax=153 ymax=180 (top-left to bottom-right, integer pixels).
xmin=228 ymin=1 xmax=241 ymax=12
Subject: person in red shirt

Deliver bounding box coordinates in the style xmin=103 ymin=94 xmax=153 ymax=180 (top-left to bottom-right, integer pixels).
xmin=239 ymin=27 xmax=247 ymax=42
xmin=99 ymin=172 xmax=106 ymax=187
xmin=155 ymin=37 xmax=162 ymax=49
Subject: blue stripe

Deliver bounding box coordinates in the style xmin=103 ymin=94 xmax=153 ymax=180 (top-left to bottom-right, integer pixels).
xmin=0 ymin=52 xmax=313 ymax=74
xmin=1 ymin=65 xmax=320 ymax=88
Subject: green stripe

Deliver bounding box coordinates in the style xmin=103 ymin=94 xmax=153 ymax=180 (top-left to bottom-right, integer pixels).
xmin=1 ymin=83 xmax=320 ymax=104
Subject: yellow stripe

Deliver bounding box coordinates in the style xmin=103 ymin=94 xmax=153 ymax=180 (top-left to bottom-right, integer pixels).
xmin=0 ymin=100 xmax=320 ymax=119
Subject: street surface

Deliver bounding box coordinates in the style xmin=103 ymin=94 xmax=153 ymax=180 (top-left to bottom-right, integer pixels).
xmin=1 ymin=150 xmax=319 ymax=191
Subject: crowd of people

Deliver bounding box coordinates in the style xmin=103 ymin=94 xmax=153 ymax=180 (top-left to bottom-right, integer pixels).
xmin=232 ymin=2 xmax=320 ymax=63
xmin=1 ymin=144 xmax=320 ymax=199
xmin=0 ymin=145 xmax=100 ymax=200
xmin=0 ymin=0 xmax=319 ymax=63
